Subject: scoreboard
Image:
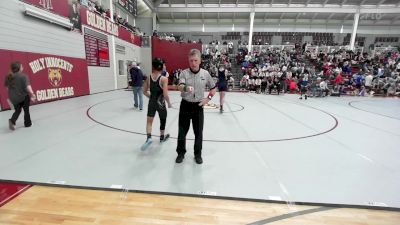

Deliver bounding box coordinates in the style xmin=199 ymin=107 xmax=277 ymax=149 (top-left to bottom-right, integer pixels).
xmin=118 ymin=0 xmax=137 ymax=17
xmin=84 ymin=28 xmax=110 ymax=67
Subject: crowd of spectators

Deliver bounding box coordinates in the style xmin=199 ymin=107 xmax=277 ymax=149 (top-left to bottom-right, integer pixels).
xmin=150 ymin=33 xmax=400 ymax=98
xmin=167 ymin=40 xmax=400 ymax=98
xmin=235 ymin=46 xmax=400 ymax=97
xmin=152 ymin=30 xmax=206 ymax=44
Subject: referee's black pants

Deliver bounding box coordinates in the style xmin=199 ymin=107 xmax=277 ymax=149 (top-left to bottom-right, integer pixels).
xmin=176 ymin=99 xmax=204 ymax=157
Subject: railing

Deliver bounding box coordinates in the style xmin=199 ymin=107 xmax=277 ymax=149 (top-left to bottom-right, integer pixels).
xmin=202 ymin=44 xmax=232 ymax=54
xmin=305 ymin=46 xmax=364 ymax=53
xmin=237 ymin=45 xmax=296 ymax=53
xmin=372 ymin=46 xmax=399 ymax=57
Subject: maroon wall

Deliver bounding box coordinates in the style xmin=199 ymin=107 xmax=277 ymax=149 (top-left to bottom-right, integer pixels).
xmin=151 ymin=37 xmax=202 ymax=79
xmin=0 ymin=49 xmax=90 ymax=110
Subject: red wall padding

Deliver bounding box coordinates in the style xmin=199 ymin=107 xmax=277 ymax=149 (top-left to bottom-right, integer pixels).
xmin=0 ymin=49 xmax=90 ymax=110
xmin=151 ymin=37 xmax=202 ymax=81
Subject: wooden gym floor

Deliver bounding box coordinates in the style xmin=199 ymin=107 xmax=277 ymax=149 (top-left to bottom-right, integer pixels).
xmin=0 ymin=185 xmax=399 ymax=225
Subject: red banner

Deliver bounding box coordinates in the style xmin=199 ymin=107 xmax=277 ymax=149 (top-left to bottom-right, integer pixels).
xmin=0 ymin=49 xmax=90 ymax=110
xmin=81 ymin=7 xmax=119 ymax=36
xmin=118 ymin=27 xmax=141 ymax=47
xmin=80 ymin=8 xmax=141 ymax=47
xmin=23 ymin=0 xmax=70 ymax=18
xmin=23 ymin=0 xmax=82 ymax=30
xmin=23 ymin=0 xmax=141 ymax=47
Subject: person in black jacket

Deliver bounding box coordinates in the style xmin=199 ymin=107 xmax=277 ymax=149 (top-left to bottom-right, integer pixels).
xmin=129 ymin=62 xmax=145 ymax=110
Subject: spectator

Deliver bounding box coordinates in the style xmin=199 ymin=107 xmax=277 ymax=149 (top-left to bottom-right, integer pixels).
xmin=129 ymin=62 xmax=145 ymax=110
xmin=355 ymin=72 xmax=364 ymax=92
xmin=4 ymin=62 xmax=36 ymax=130
xmin=320 ymin=79 xmax=329 ymax=97
xmin=364 ymin=73 xmax=373 ymax=94
xmin=334 ymin=72 xmax=344 ymax=96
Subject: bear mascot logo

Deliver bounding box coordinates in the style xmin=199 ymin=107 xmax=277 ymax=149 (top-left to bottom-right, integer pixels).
xmin=48 ymin=68 xmax=62 ymax=87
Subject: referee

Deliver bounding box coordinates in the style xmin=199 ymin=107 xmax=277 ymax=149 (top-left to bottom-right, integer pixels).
xmin=176 ymin=49 xmax=216 ymax=164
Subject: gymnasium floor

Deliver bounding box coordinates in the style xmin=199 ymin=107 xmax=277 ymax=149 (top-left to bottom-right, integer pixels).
xmin=1 ymin=90 xmax=399 ymax=209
